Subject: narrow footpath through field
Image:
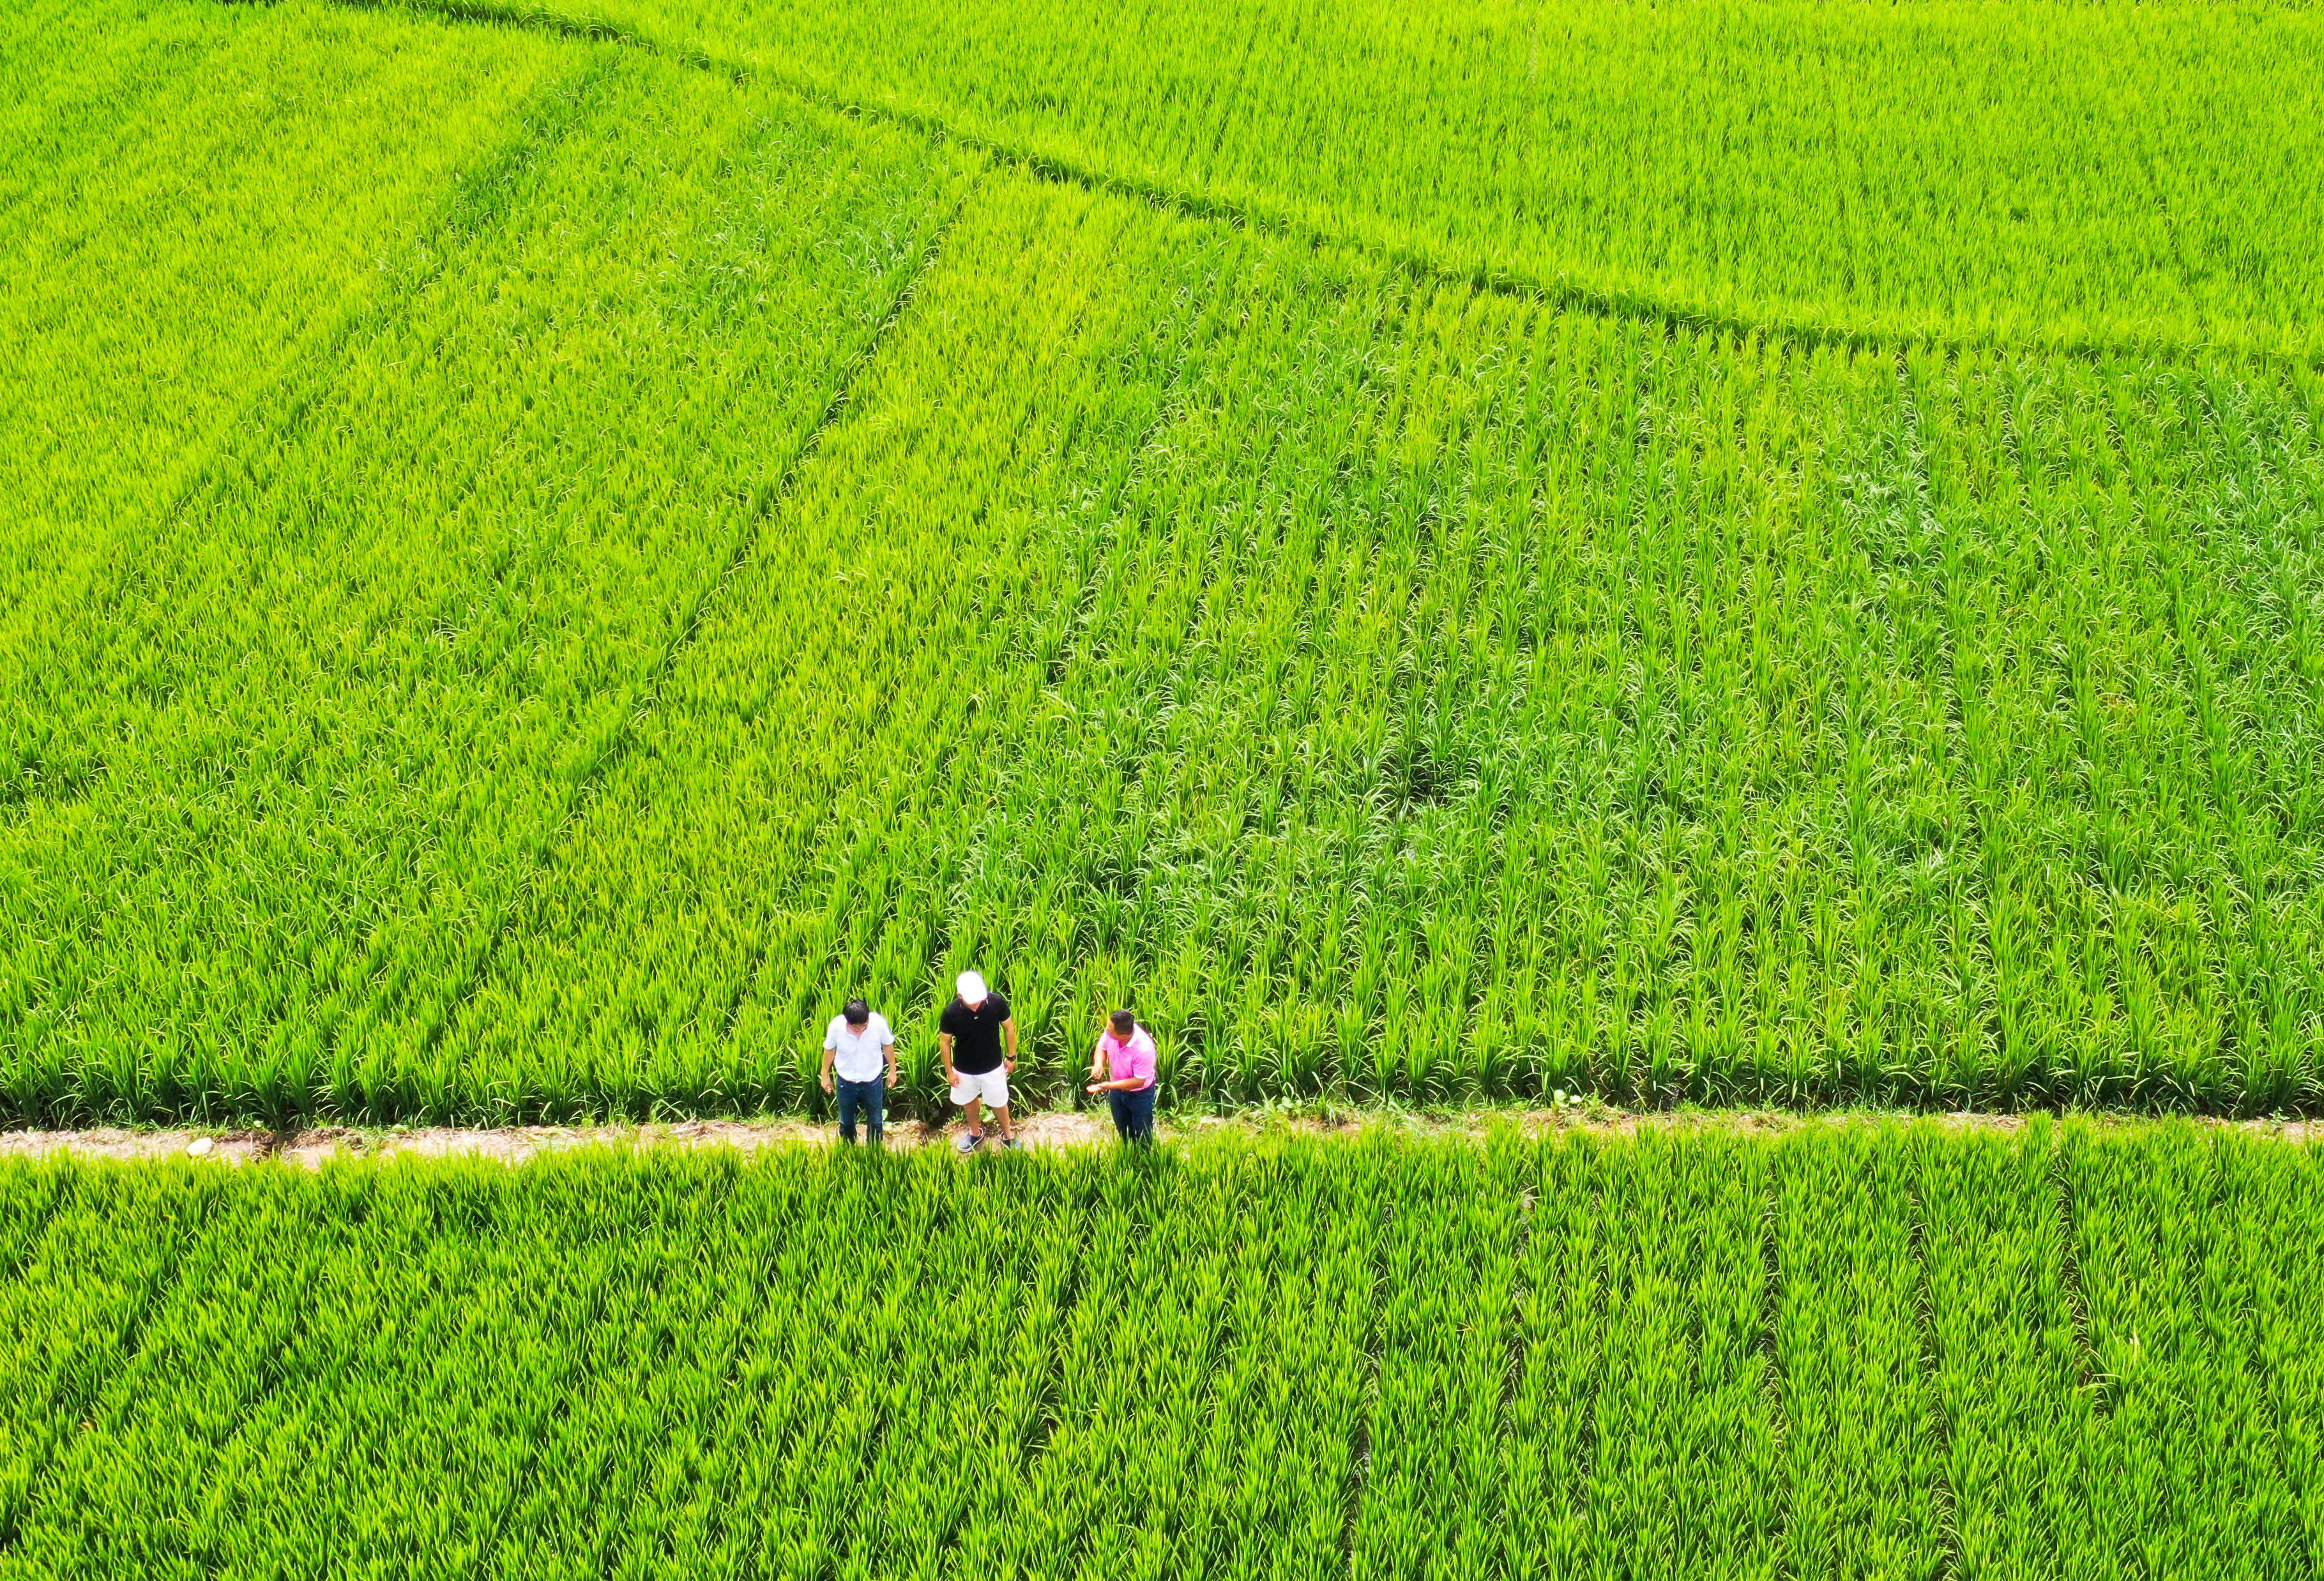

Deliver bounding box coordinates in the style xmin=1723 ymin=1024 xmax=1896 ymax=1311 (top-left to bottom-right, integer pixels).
xmin=3 ymin=1107 xmax=2313 ymax=1169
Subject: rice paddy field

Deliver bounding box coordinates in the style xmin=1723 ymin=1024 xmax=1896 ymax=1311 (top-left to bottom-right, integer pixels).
xmin=10 ymin=0 xmax=2324 ymax=1128
xmin=0 ymin=1123 xmax=2316 ymax=1578
xmin=9 ymin=3 xmax=2324 ymax=1568
xmin=3 ymin=0 xmax=2322 ymax=1131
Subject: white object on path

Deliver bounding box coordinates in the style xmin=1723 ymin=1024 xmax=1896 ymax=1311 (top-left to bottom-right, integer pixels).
xmin=186 ymin=1136 xmax=215 ymax=1157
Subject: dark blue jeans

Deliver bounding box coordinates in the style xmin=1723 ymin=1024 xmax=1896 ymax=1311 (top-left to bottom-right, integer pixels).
xmin=837 ymin=1076 xmax=886 ymax=1144
xmin=1106 ymin=1086 xmax=1156 ymax=1144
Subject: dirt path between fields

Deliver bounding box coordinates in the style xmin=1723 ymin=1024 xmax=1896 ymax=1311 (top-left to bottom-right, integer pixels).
xmin=0 ymin=1107 xmax=2310 ymax=1167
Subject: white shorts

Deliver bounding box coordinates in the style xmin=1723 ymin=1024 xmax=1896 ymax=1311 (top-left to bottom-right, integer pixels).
xmin=948 ymin=1067 xmax=1010 ymax=1108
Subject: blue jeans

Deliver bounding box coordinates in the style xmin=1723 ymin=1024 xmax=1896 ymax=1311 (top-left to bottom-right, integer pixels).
xmin=837 ymin=1076 xmax=886 ymax=1144
xmin=1107 ymin=1086 xmax=1156 ymax=1144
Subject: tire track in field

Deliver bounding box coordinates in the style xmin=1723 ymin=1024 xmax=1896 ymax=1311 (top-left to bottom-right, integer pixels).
xmin=329 ymin=0 xmax=2316 ymax=374
xmin=222 ymin=58 xmax=628 ymax=1098
xmin=1338 ymin=1175 xmax=1389 ymax=1572
xmin=1906 ymin=1156 xmax=1964 ymax=1581
xmin=413 ymin=165 xmax=985 ymax=1066
xmin=14 ymin=50 xmax=615 ymax=742
xmin=902 ymin=1163 xmax=1087 ymax=1578
xmin=82 ymin=1195 xmax=342 ymax=1561
xmin=1757 ymin=1158 xmax=1791 ymax=1566
xmin=636 ymin=1165 xmax=869 ymax=1573
xmin=1497 ymin=1172 xmax=1534 ymax=1568
xmin=1012 ymin=1163 xmax=1096 ymax=1478
xmin=2048 ymin=1133 xmax=2109 ymax=1418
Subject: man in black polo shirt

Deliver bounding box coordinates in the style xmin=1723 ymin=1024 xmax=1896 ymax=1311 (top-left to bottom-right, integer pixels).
xmin=938 ymin=969 xmax=1017 ymax=1152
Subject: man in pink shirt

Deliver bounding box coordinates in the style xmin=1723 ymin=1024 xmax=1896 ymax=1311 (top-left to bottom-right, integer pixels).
xmin=1086 ymin=1009 xmax=1158 ymax=1145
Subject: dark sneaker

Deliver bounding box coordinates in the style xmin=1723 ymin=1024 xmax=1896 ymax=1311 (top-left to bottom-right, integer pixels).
xmin=999 ymin=1137 xmax=1021 ymax=1151
xmin=956 ymin=1130 xmax=984 ymax=1154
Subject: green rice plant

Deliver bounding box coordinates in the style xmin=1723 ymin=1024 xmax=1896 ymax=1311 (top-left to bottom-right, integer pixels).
xmin=0 ymin=1126 xmax=2316 ymax=1573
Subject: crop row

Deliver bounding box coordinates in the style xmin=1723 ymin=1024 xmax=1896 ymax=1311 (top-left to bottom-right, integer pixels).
xmin=0 ymin=1123 xmax=2315 ymax=1576
xmin=396 ymin=0 xmax=2324 ymax=358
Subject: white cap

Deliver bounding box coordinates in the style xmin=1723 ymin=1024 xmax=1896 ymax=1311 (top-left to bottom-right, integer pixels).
xmin=956 ymin=970 xmax=987 ymax=1004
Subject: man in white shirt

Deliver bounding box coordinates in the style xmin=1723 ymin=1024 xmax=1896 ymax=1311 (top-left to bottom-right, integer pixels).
xmin=820 ymin=997 xmax=897 ymax=1146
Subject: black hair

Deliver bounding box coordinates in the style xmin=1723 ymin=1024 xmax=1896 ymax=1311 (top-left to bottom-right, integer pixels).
xmin=1109 ymin=1009 xmax=1135 ymax=1035
xmin=844 ymin=997 xmax=871 ymax=1024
